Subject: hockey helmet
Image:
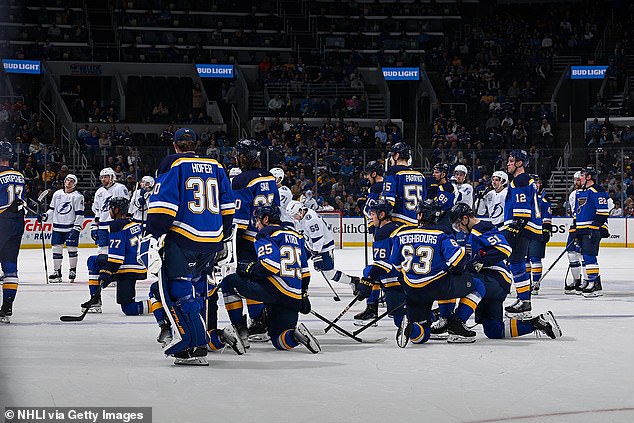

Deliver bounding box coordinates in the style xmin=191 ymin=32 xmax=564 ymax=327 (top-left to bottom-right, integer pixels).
xmin=234 ymin=138 xmax=262 ymax=162
xmin=286 ymin=200 xmax=305 ymax=219
xmin=508 ymin=149 xmax=529 ymax=167
xmin=453 ymin=164 xmax=468 ymax=176
xmin=0 ymin=139 xmax=14 ymax=161
xmin=65 ymin=174 xmax=78 ymax=188
xmin=270 ymin=167 xmax=285 ymax=184
xmin=573 ymin=170 xmax=582 ymax=179
xmin=228 ymin=167 xmax=242 ymax=178
xmin=416 ymin=199 xmax=443 ymax=224
xmin=581 ymin=167 xmax=597 ymax=180
xmin=174 ymin=128 xmax=197 ymax=142
xmin=368 ymin=198 xmax=393 ymax=216
xmin=449 ymin=203 xmax=474 ymax=224
xmin=492 ymin=170 xmax=508 ymax=186
xmin=433 ymin=163 xmax=449 ymax=178
xmin=253 ymin=203 xmax=281 ymax=223
xmin=530 ymin=173 xmax=541 ymax=183
xmin=109 ymin=196 xmax=130 ymax=212
xmin=389 ymin=142 xmax=411 ymax=160
xmin=304 ymin=189 xmax=313 ymax=199
xmin=100 ymin=167 xmax=116 ymax=184
xmin=364 ymin=160 xmax=384 ymax=176
xmin=141 ymin=175 xmax=155 ymax=189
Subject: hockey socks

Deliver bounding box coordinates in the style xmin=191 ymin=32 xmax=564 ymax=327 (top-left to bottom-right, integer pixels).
xmin=246 ymin=300 xmax=265 ymax=320
xmin=454 ymin=277 xmax=485 ymax=323
xmin=504 ymin=319 xmax=534 ymax=338
xmin=120 ymin=300 xmax=150 ymax=316
xmin=510 ymin=260 xmax=531 ymax=301
xmin=52 ymin=244 xmax=63 ymax=271
xmin=272 ymin=329 xmax=300 ymax=350
xmin=437 ymin=299 xmax=456 ymax=319
xmin=1 ymin=262 xmax=18 ymax=303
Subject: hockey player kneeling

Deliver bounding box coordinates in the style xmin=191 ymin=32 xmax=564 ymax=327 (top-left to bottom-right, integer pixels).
xmin=221 ymin=204 xmax=321 ymax=354
xmin=391 ymin=199 xmax=486 ymax=347
xmin=449 ymin=203 xmax=562 ymax=340
xmin=81 ymin=197 xmax=148 ymax=315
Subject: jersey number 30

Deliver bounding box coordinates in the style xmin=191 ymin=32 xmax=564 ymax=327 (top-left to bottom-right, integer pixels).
xmin=186 ymin=177 xmax=220 ymax=214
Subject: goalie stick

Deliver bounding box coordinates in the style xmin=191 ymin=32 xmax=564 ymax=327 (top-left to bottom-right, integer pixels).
xmin=310 ymin=310 xmax=386 ymax=343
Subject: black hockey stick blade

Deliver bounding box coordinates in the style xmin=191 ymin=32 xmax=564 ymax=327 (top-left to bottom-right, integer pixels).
xmin=60 ymin=307 xmax=90 ymax=322
xmin=323 ymin=295 xmax=358 ymax=333
xmin=310 ymin=310 xmax=386 ymax=343
xmin=353 ymin=301 xmax=406 ymax=336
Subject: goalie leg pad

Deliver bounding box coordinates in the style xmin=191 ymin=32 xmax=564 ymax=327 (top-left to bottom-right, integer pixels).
xmin=149 ymin=282 xmax=166 ymax=323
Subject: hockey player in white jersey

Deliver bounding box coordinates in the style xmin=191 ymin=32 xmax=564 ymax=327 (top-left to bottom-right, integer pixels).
xmin=91 ymin=167 xmax=129 ymax=266
xmin=564 ymin=171 xmax=583 ymax=293
xmin=477 ymin=170 xmax=508 ymax=227
xmin=128 ymin=175 xmax=154 ymax=226
xmin=287 ymin=200 xmax=360 ymax=287
xmin=300 ymin=190 xmax=319 ymax=211
xmin=39 ymin=174 xmax=84 ymax=283
xmin=452 ymin=165 xmax=473 ymax=207
xmin=270 ymin=167 xmax=294 ymax=227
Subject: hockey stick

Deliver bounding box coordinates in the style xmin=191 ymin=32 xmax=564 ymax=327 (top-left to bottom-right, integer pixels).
xmin=317 ymin=270 xmax=341 ymax=301
xmin=537 ymin=240 xmax=573 ymax=283
xmin=310 ymin=310 xmax=386 ymax=343
xmin=59 ymin=285 xmax=102 ymax=322
xmin=28 ymin=190 xmax=50 ymax=284
xmin=352 ymin=301 xmax=406 ymax=336
xmin=323 ymin=295 xmax=358 ymax=333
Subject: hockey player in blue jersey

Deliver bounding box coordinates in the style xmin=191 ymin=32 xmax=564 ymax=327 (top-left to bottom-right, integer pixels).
xmin=526 ymin=174 xmax=552 ymax=294
xmin=355 ymin=160 xmax=387 ymax=324
xmin=231 ymin=138 xmax=281 ymax=343
xmin=0 ymin=140 xmax=25 ymax=323
xmin=142 ymin=128 xmax=236 ymax=366
xmin=430 ymin=163 xmax=456 ymax=233
xmin=449 ymin=203 xmax=562 ymax=340
xmin=355 ymin=199 xmax=406 ymax=327
xmin=383 ymin=142 xmax=426 ymax=225
xmin=81 ymin=197 xmax=148 ymax=314
xmin=574 ymin=167 xmax=610 ymax=297
xmin=221 ymin=204 xmax=321 ymax=353
xmin=391 ymin=199 xmax=486 ymax=346
xmin=502 ymin=150 xmax=542 ymax=318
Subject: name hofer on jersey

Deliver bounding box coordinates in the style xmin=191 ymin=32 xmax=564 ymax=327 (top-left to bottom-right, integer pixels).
xmin=405 ymin=174 xmax=424 ymax=183
xmin=191 ymin=163 xmax=218 ymax=173
xmin=0 ymin=173 xmax=25 ymax=184
xmin=397 ymin=233 xmax=438 ymax=245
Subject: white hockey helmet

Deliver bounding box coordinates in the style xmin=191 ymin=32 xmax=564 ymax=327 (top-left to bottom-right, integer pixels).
xmin=100 ymin=167 xmax=116 ymax=186
xmin=286 ymin=200 xmax=305 ymax=220
xmin=304 ymin=189 xmax=313 ymax=198
xmin=229 ymin=167 xmax=242 ymax=178
xmin=140 ymin=175 xmax=155 ymax=189
xmin=270 ymin=167 xmax=285 ymax=184
xmin=573 ymin=170 xmax=582 ymax=179
xmin=492 ymin=170 xmax=508 ymax=186
xmin=454 ymin=164 xmax=468 ymax=176
xmin=65 ymin=174 xmax=78 ymax=188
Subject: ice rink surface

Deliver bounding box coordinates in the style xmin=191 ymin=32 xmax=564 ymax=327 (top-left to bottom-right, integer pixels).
xmin=1 ymin=247 xmax=634 ymax=423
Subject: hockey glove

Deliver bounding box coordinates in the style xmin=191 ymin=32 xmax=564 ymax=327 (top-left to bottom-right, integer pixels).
xmin=137 ymin=195 xmax=146 ymax=207
xmin=542 ymin=222 xmax=552 ymax=243
xmin=588 ymin=228 xmax=602 ymax=240
xmin=90 ymin=224 xmax=99 ymax=242
xmin=137 ymin=234 xmax=164 ymax=275
xmin=37 ymin=213 xmax=47 ymax=222
xmin=98 ymin=271 xmax=113 ymax=288
xmin=312 ymin=254 xmax=324 ymax=271
xmin=236 ymin=261 xmax=255 ymax=277
xmin=300 ymin=292 xmax=312 ymax=315
xmin=506 ymin=218 xmax=527 ymax=236
xmin=353 ymin=277 xmax=376 ymax=300
xmin=467 ymin=258 xmax=484 ymax=273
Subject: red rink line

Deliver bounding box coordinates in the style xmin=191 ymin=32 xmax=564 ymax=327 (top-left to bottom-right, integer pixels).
xmin=467 ymin=407 xmax=634 ymax=423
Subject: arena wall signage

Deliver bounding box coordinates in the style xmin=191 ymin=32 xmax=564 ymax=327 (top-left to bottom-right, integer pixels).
xmin=196 ymin=64 xmax=234 ymax=78
xmin=2 ymin=59 xmax=41 ymax=74
xmin=570 ymin=66 xmax=609 ymax=80
xmin=382 ymin=67 xmax=420 ymax=81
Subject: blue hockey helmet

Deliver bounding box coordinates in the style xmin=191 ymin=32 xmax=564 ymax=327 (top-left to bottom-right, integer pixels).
xmin=416 ymin=199 xmax=443 ymax=224
xmin=174 ymin=128 xmax=197 ymax=142
xmin=253 ymin=203 xmax=281 ymax=223
xmin=530 ymin=173 xmax=541 ymax=183
xmin=433 ymin=163 xmax=449 ymax=176
xmin=448 ymin=203 xmax=474 ymax=223
xmin=0 ymin=138 xmax=14 ymax=161
xmin=365 ymin=160 xmax=384 ymax=176
xmin=368 ymin=198 xmax=393 ymax=216
xmin=390 ymin=142 xmax=411 ymax=160
xmin=235 ymin=138 xmax=262 ymax=162
xmin=109 ymin=196 xmax=130 ymax=212
xmin=509 ymin=149 xmax=529 ymax=167
xmin=581 ymin=167 xmax=597 ymax=181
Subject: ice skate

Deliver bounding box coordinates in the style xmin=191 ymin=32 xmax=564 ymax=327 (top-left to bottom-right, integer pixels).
xmin=68 ymin=268 xmax=77 ymax=282
xmin=173 ymin=347 xmax=208 ymax=366
xmin=531 ymin=280 xmax=540 ymax=295
xmin=48 ymin=270 xmax=62 ymax=284
xmin=395 ymin=315 xmax=411 ymax=348
xmin=574 ymin=279 xmax=588 ymax=295
xmin=247 ymin=313 xmax=270 ymax=342
xmin=582 ymin=279 xmax=603 ymax=298
xmin=504 ymin=299 xmax=532 ymax=319
xmin=530 ymin=311 xmax=562 ymax=339
xmin=0 ymin=297 xmax=14 ymax=324
xmin=564 ymin=277 xmax=579 ymax=295
xmin=447 ymin=316 xmax=476 ymax=343
xmin=292 ymin=323 xmax=321 ymax=353
xmin=353 ymin=303 xmax=378 ymax=327
xmin=430 ymin=317 xmax=449 ymax=340
xmin=218 ymin=325 xmax=246 ymax=355
xmin=81 ymin=294 xmax=102 ymax=314
xmin=235 ymin=317 xmax=250 ymax=349
xmin=157 ymin=322 xmax=172 ymax=347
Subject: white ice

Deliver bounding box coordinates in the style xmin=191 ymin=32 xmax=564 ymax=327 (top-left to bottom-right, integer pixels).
xmin=1 ymin=247 xmax=634 ymax=423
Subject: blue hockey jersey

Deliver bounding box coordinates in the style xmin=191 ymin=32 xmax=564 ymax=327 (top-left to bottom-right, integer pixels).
xmin=232 ymin=169 xmax=280 ymax=243
xmin=539 ymin=192 xmax=552 ymax=228
xmin=102 ymin=218 xmax=147 ymax=280
xmin=0 ymin=167 xmax=25 ymax=216
xmin=363 ymin=181 xmax=383 ymax=236
xmin=434 ymin=182 xmax=456 ymax=212
xmin=468 ymin=221 xmax=513 ymax=289
xmin=363 ymin=221 xmax=401 ymax=288
xmin=502 ymin=172 xmax=542 ymax=240
xmin=575 ymin=184 xmax=609 ymax=235
xmin=390 ymin=224 xmax=466 ymax=289
xmin=147 ymin=153 xmax=235 ymax=252
xmin=250 ymin=225 xmax=310 ymax=310
xmin=383 ymin=165 xmax=426 ymax=225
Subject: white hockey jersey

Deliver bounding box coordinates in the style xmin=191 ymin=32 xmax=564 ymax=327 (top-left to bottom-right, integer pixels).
xmin=278 ymin=185 xmax=294 ymax=225
xmin=480 ymin=187 xmax=506 ymax=227
xmin=92 ymin=182 xmax=129 ymax=229
xmin=129 ymin=187 xmax=152 ymax=224
xmin=45 ymin=189 xmax=84 ymax=233
xmin=568 ymin=190 xmax=577 ymax=217
xmin=453 ymin=182 xmax=474 ymax=208
xmin=300 ymin=194 xmax=319 ymax=211
xmin=296 ymin=208 xmax=335 ymax=253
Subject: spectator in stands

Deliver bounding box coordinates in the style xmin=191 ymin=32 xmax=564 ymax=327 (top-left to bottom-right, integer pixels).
xmin=23 ymin=162 xmax=39 ymax=189
xmin=28 ymin=138 xmax=43 ymax=162
xmin=539 ymin=119 xmax=553 ymax=144
xmin=621 ymin=126 xmax=634 ymax=143
xmin=42 ymin=163 xmax=56 ymax=187
xmin=268 ymin=95 xmax=284 ymax=115
xmin=192 ymin=82 xmax=204 ymax=116
xmin=151 ymin=101 xmax=169 ymax=122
